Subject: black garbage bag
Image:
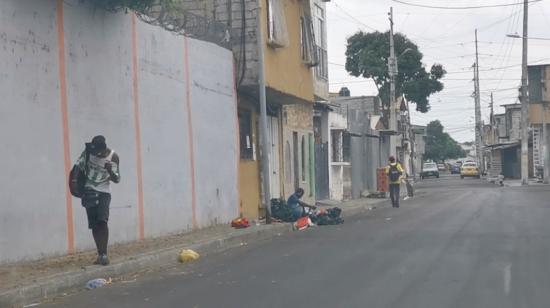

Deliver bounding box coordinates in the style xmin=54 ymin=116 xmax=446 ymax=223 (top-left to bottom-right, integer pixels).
xmin=316 ymin=207 xmax=344 ymax=225
xmin=271 ymin=199 xmax=295 ymax=222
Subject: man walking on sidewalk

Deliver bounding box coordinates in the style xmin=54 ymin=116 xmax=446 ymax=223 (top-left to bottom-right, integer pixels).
xmin=75 ymin=136 xmax=120 ymax=265
xmin=385 ymin=156 xmax=403 ymax=208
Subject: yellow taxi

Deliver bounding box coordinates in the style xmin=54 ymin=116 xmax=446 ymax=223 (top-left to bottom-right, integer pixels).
xmin=460 ymin=161 xmax=480 ymax=179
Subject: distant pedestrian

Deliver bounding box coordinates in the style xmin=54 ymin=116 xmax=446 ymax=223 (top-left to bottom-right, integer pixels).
xmin=385 ymin=156 xmax=403 ymax=208
xmin=74 ymin=136 xmax=120 ymax=265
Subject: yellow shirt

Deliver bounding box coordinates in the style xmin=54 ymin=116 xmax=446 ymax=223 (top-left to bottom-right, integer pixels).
xmin=385 ymin=163 xmax=404 ymax=184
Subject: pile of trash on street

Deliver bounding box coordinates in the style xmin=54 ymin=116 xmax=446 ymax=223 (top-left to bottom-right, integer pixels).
xmin=270 ymin=199 xmax=343 ymax=230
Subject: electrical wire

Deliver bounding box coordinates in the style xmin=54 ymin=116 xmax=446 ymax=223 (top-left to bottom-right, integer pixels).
xmin=391 ymin=0 xmax=543 ymax=10
xmin=332 ymin=2 xmax=378 ymax=31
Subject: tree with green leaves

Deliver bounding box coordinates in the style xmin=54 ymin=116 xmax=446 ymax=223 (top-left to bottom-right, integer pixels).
xmin=424 ymin=120 xmax=466 ymax=162
xmin=345 ymin=31 xmax=445 ymax=113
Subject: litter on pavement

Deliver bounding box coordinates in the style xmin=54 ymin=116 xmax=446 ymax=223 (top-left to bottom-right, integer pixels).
xmin=85 ymin=278 xmax=112 ymax=290
xmin=178 ymin=249 xmax=200 ymax=263
xmin=231 ymin=217 xmax=250 ymax=229
xmin=293 ymin=216 xmax=314 ymax=230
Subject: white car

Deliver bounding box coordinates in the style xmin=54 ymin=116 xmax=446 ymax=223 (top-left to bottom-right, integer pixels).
xmin=421 ymin=162 xmax=440 ymax=179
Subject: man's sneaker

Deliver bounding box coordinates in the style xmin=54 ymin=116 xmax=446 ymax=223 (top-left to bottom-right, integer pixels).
xmin=98 ymin=254 xmax=110 ymax=266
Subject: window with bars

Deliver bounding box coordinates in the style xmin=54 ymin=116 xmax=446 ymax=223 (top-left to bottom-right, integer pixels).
xmin=315 ymin=47 xmax=328 ymax=79
xmin=313 ymin=4 xmax=327 ymax=79
xmin=300 ymin=14 xmax=319 ymax=67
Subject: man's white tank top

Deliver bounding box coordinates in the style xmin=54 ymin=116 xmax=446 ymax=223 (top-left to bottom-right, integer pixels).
xmin=85 ymin=150 xmax=117 ymax=193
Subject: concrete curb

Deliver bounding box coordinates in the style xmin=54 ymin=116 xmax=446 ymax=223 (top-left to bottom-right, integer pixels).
xmin=0 ymin=223 xmax=294 ymax=308
xmin=1 ymin=197 xmax=394 ymax=307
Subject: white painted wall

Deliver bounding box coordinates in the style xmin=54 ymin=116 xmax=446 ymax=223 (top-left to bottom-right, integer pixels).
xmin=329 ymin=111 xmax=347 ymax=130
xmin=328 ymin=110 xmax=348 ymax=200
xmin=0 ymin=0 xmax=238 ymax=263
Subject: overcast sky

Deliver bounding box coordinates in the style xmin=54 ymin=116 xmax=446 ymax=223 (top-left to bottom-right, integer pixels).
xmin=326 ymin=0 xmax=550 ymax=142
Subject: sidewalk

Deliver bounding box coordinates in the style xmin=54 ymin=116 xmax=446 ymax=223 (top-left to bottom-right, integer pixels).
xmin=486 ymin=177 xmax=550 ymax=187
xmin=1 ymin=197 xmax=393 ymax=307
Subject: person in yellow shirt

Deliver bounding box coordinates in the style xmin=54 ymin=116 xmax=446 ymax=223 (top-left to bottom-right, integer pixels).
xmin=385 ymin=156 xmax=404 ymax=208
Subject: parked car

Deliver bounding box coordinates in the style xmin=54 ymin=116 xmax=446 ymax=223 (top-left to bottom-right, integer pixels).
xmin=460 ymin=162 xmax=481 ymax=179
xmin=421 ymin=162 xmax=440 ymax=179
xmin=451 ymin=164 xmax=461 ymax=174
xmin=437 ymin=163 xmax=447 ymax=171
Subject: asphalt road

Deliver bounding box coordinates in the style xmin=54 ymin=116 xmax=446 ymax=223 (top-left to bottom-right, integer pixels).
xmin=45 ymin=175 xmax=550 ymax=308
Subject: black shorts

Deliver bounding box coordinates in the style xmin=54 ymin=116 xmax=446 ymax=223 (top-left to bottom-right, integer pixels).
xmin=83 ymin=192 xmax=111 ymax=229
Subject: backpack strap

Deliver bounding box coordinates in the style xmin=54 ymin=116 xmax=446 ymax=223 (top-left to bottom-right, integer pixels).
xmin=83 ymin=149 xmax=90 ymax=176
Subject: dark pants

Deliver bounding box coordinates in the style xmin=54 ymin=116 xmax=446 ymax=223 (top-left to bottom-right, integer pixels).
xmin=389 ymin=184 xmax=400 ymax=207
xmin=82 ymin=191 xmax=111 ymax=255
xmin=83 ymin=192 xmax=111 ymax=229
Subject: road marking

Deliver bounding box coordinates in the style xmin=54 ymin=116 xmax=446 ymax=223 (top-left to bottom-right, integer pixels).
xmin=504 ymin=263 xmax=512 ymax=295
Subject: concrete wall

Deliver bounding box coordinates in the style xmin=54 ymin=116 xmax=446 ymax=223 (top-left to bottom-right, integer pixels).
xmin=414 ymin=132 xmax=426 ymax=177
xmin=237 ymin=97 xmax=262 ymax=219
xmin=179 ymin=0 xmax=316 ymax=102
xmin=281 ymin=103 xmax=314 ymax=203
xmin=0 ymin=0 xmax=238 ymax=263
xmin=327 ymin=110 xmax=347 ymax=200
xmin=529 ymin=103 xmax=550 ymax=125
xmin=264 ymin=0 xmax=315 ymax=103
xmin=505 ymin=106 xmax=522 ymax=142
xmin=332 ymin=96 xmax=382 ymax=197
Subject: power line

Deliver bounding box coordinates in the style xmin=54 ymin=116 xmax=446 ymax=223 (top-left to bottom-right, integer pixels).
xmin=391 ymin=0 xmax=543 ymax=10
xmin=332 ymin=3 xmax=378 ymax=31
xmin=442 ymin=57 xmax=550 ymax=74
xmin=329 ymin=62 xmax=345 ymax=67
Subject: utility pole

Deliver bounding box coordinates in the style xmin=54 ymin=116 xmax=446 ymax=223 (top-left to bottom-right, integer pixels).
xmin=543 ymin=101 xmax=549 ymax=184
xmin=489 ymin=92 xmax=495 ymax=119
xmin=520 ymin=0 xmax=530 ymax=185
xmin=474 ymin=29 xmax=483 ymax=173
xmin=490 ymin=92 xmax=495 ymax=143
xmin=256 ymin=0 xmax=272 ymax=223
xmin=490 ymin=93 xmax=494 ymax=120
xmin=407 ymin=99 xmax=416 ymax=180
xmin=388 ymin=7 xmax=397 ymax=158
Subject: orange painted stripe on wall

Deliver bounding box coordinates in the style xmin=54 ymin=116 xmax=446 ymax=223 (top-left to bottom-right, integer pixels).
xmin=56 ymin=0 xmax=75 ymax=254
xmin=131 ymin=14 xmax=146 ymax=240
xmin=183 ymin=36 xmax=198 ymax=229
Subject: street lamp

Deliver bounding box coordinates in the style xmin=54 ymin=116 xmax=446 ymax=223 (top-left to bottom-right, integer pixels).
xmin=389 ymin=48 xmax=414 ymax=76
xmin=399 ymin=48 xmax=414 ymax=58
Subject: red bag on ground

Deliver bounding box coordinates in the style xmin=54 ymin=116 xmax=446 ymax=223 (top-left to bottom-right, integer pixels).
xmin=231 ymin=218 xmax=250 ymax=229
xmin=294 ymin=217 xmax=311 ymax=231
